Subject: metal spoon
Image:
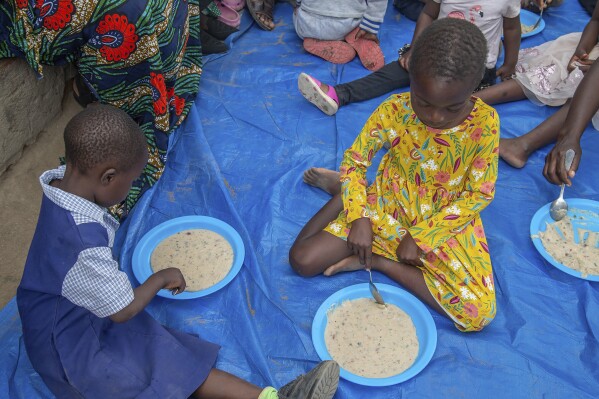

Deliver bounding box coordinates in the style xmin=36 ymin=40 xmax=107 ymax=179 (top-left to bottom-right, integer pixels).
xmin=549 ymin=149 xmax=575 ymax=221
xmin=531 ymin=1 xmax=545 ymax=31
xmin=366 ymin=268 xmax=385 ymax=305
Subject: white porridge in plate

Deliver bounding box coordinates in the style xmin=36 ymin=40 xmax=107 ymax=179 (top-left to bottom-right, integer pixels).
xmin=537 ymin=214 xmax=599 ymax=277
xmin=151 ymin=229 xmax=234 ymax=291
xmin=324 ymin=298 xmax=419 ymax=378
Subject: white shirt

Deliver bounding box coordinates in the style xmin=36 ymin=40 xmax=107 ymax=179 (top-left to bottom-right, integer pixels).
xmin=434 ymin=0 xmax=521 ymax=68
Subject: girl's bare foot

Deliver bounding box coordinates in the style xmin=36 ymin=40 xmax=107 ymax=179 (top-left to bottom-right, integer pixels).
xmin=303 ymin=167 xmax=341 ymax=195
xmin=499 ymin=138 xmax=529 ymax=168
xmin=324 ymin=255 xmax=366 ymax=276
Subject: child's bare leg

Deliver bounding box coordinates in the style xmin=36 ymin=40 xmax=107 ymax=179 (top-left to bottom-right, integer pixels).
xmin=303 ymin=167 xmax=341 ymax=195
xmin=325 ymin=254 xmax=447 ymax=317
xmin=193 ymin=369 xmax=262 ymax=399
xmin=475 ymin=79 xmax=526 ymax=105
xmin=289 ymin=193 xmax=353 ymax=276
xmin=500 ymin=101 xmax=571 ymax=168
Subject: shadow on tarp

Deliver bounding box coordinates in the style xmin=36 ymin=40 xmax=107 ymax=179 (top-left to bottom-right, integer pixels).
xmin=1 ymin=1 xmax=598 ymax=398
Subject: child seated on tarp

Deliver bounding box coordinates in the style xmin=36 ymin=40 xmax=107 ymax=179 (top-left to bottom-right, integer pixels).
xmin=293 ymin=0 xmax=388 ymax=71
xmin=298 ymin=0 xmax=521 ymax=116
xmin=290 ymin=18 xmax=498 ymax=332
xmin=17 ymin=104 xmax=340 ymax=399
xmin=475 ymin=1 xmax=599 ymax=171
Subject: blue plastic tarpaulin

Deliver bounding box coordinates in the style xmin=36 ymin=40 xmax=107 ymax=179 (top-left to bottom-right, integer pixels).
xmin=1 ymin=1 xmax=598 ymax=397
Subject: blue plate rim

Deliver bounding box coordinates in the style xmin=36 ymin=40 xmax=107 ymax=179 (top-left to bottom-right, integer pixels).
xmin=132 ymin=215 xmax=245 ymax=299
xmin=311 ymin=283 xmax=437 ymax=386
xmin=520 ymin=9 xmax=545 ymax=39
xmin=530 ymin=198 xmax=599 ymax=281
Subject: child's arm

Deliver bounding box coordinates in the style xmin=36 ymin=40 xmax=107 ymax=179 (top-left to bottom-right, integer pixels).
xmin=110 ymin=268 xmax=186 ymax=323
xmin=497 ymin=14 xmax=521 ymax=80
xmin=339 ymin=99 xmax=393 ymax=266
xmin=569 ymin=2 xmax=599 ymax=73
xmin=62 ymin=248 xmax=186 ymax=323
xmin=357 ymin=0 xmax=388 ymax=42
xmin=408 ymin=113 xmax=500 ymax=252
xmin=543 ymin=60 xmax=599 ymax=186
xmin=399 ymin=0 xmax=440 ymax=70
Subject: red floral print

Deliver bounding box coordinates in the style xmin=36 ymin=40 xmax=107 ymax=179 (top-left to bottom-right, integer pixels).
xmin=167 ymin=87 xmax=186 ymax=116
xmin=96 ymin=14 xmax=138 ymax=61
xmin=434 ymin=170 xmax=450 ymax=184
xmin=480 ymin=181 xmax=495 ymax=195
xmin=470 ymin=127 xmax=483 ymax=142
xmin=464 ymin=303 xmax=479 ymax=318
xmin=474 ymin=225 xmax=485 ymax=239
xmin=35 ymin=0 xmax=74 ymax=30
xmin=473 ymin=156 xmax=486 ymax=169
xmin=150 ymin=72 xmax=167 ymax=116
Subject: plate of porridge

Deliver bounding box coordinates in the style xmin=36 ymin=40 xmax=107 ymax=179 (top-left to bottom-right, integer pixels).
xmin=132 ymin=216 xmax=245 ymax=299
xmin=530 ymin=199 xmax=599 ymax=281
xmin=312 ymin=283 xmax=437 ymax=386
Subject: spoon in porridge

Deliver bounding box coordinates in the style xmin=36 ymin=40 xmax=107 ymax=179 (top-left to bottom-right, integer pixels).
xmin=367 ymin=268 xmax=385 ymax=305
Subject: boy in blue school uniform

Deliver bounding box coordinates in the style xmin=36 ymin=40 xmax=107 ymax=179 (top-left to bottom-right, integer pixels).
xmin=17 ymin=104 xmax=339 ymax=399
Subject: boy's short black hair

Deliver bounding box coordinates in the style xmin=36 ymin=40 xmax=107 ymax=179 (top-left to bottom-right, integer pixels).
xmin=64 ymin=104 xmax=147 ymax=173
xmin=409 ymin=18 xmax=487 ymax=88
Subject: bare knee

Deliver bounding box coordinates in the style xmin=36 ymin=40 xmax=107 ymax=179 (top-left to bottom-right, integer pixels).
xmin=289 ymin=244 xmax=322 ymax=277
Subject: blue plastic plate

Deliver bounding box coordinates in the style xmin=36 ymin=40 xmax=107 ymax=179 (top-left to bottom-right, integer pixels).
xmin=132 ymin=216 xmax=245 ymax=299
xmin=312 ymin=283 xmax=437 ymax=386
xmin=520 ymin=9 xmax=545 ymax=38
xmin=530 ymin=199 xmax=599 ymax=281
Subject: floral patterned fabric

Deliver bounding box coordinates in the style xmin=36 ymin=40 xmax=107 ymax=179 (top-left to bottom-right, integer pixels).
xmin=325 ymin=93 xmax=499 ymax=332
xmin=0 ymin=0 xmax=215 ymax=219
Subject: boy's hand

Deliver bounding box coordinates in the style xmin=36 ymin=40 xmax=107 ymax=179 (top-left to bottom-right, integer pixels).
xmin=496 ymin=63 xmax=516 ymax=81
xmin=568 ymin=53 xmax=594 ymax=73
xmin=354 ymin=28 xmax=379 ymax=44
xmin=156 ymin=267 xmax=186 ymax=295
xmin=347 ymin=217 xmax=373 ymax=268
xmin=395 ymin=231 xmax=424 ymax=267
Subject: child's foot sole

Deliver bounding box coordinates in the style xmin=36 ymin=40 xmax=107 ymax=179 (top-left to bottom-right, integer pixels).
xmin=298 ymin=73 xmax=339 ymax=116
xmin=303 ymin=38 xmax=356 ymax=64
xmin=345 ymin=28 xmax=385 ymax=71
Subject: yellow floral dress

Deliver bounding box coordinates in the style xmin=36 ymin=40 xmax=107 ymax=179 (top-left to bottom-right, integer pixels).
xmin=325 ymin=93 xmax=499 ymax=332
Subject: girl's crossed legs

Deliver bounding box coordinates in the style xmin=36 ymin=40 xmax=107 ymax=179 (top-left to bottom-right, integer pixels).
xmin=288 ymin=185 xmax=446 ymax=318
xmin=295 ymin=169 xmax=497 ymax=332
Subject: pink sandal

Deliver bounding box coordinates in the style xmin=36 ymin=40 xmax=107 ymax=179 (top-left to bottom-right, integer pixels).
xmin=303 ymin=38 xmax=356 ymax=65
xmin=221 ymin=0 xmax=245 ymax=11
xmin=216 ymin=1 xmax=241 ymax=28
xmin=344 ymin=28 xmax=385 ymax=71
xmin=297 ymin=72 xmax=339 ymax=116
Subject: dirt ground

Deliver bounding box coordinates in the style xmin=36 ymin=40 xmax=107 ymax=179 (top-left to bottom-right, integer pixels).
xmin=0 ymin=88 xmax=81 ymax=308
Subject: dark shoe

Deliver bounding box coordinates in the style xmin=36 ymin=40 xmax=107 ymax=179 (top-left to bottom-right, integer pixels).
xmin=278 ymin=361 xmax=339 ymax=399
xmin=247 ymin=0 xmax=275 ymax=31
xmin=200 ymin=29 xmax=228 ymax=54
xmin=204 ymin=16 xmax=239 ymax=41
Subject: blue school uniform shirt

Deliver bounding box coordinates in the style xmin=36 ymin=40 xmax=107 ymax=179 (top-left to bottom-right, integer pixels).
xmin=17 ymin=166 xmax=220 ymax=398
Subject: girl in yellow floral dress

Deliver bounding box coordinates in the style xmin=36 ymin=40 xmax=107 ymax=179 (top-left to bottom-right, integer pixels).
xmin=290 ymin=18 xmax=499 ymax=332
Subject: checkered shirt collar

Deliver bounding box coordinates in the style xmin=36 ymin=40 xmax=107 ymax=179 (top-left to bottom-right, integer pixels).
xmin=39 ymin=166 xmax=119 ymax=232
